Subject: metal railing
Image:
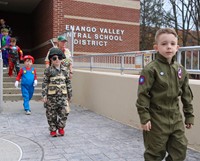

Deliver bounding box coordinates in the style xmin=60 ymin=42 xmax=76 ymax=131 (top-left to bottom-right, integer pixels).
xmin=73 ymin=46 xmax=200 ymax=75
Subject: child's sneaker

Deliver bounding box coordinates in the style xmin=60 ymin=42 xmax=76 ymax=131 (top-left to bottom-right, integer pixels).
xmin=50 ymin=131 xmax=57 ymax=137
xmin=25 ymin=110 xmax=31 ymax=115
xmin=58 ymin=128 xmax=65 ymax=136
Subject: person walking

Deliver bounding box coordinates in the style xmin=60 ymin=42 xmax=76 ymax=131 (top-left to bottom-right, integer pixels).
xmin=15 ymin=55 xmax=38 ymax=115
xmin=0 ymin=28 xmax=11 ymax=68
xmin=136 ymin=28 xmax=194 ymax=161
xmin=7 ymin=37 xmax=23 ymax=76
xmin=42 ymin=47 xmax=72 ymax=137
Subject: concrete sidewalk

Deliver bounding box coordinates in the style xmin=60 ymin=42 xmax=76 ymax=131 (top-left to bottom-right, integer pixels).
xmin=0 ymin=100 xmax=200 ymax=161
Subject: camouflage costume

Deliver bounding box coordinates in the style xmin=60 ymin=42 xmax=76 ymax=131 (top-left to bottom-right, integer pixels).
xmin=42 ymin=64 xmax=72 ymax=132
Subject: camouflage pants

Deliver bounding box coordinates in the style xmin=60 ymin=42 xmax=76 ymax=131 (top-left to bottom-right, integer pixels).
xmin=45 ymin=93 xmax=68 ymax=132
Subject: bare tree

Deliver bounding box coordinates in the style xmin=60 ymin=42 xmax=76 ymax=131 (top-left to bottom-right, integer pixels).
xmin=189 ymin=0 xmax=200 ymax=45
xmin=140 ymin=0 xmax=165 ymax=50
xmin=140 ymin=0 xmax=200 ymax=49
xmin=165 ymin=0 xmax=200 ymax=46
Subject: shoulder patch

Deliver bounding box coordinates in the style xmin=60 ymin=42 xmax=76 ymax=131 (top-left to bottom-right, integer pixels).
xmin=178 ymin=68 xmax=182 ymax=79
xmin=139 ymin=75 xmax=145 ymax=85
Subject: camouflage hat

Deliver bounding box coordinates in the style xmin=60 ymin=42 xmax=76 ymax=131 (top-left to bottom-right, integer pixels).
xmin=48 ymin=47 xmax=66 ymax=60
xmin=57 ymin=35 xmax=68 ymax=42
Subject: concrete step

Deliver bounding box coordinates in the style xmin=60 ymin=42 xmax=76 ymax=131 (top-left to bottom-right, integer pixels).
xmin=3 ymin=71 xmax=44 ymax=77
xmin=3 ymin=93 xmax=42 ymax=101
xmin=3 ymin=76 xmax=44 ymax=82
xmin=3 ymin=88 xmax=42 ymax=94
xmin=19 ymin=63 xmax=45 ymax=68
xmin=3 ymin=82 xmax=42 ymax=88
xmin=3 ymin=64 xmax=45 ymax=70
xmin=2 ymin=64 xmax=45 ymax=101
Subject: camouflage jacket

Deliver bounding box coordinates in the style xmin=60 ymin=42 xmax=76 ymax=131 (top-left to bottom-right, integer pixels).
xmin=42 ymin=64 xmax=72 ymax=99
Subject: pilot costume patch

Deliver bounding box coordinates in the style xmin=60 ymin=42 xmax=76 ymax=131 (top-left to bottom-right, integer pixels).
xmin=139 ymin=75 xmax=145 ymax=85
xmin=178 ymin=68 xmax=182 ymax=79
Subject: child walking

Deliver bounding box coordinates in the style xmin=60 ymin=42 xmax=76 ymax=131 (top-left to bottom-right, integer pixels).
xmin=15 ymin=55 xmax=38 ymax=115
xmin=0 ymin=28 xmax=10 ymax=68
xmin=136 ymin=28 xmax=194 ymax=161
xmin=42 ymin=48 xmax=72 ymax=137
xmin=8 ymin=37 xmax=23 ymax=76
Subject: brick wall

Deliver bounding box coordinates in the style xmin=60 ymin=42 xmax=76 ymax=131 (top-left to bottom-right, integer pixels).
xmin=62 ymin=0 xmax=140 ymax=54
xmin=31 ymin=0 xmax=54 ymax=59
xmin=1 ymin=0 xmax=140 ymax=61
xmin=63 ymin=1 xmax=139 ymax=23
xmin=52 ymin=0 xmax=65 ymax=36
xmin=65 ymin=19 xmax=139 ymax=53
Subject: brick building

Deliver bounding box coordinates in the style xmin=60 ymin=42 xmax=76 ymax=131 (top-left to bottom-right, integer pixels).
xmin=0 ymin=0 xmax=140 ymax=63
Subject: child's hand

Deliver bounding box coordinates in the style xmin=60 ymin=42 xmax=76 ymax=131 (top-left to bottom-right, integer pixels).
xmin=69 ymin=71 xmax=73 ymax=79
xmin=14 ymin=81 xmax=19 ymax=88
xmin=68 ymin=97 xmax=72 ymax=103
xmin=141 ymin=121 xmax=151 ymax=131
xmin=33 ymin=80 xmax=38 ymax=86
xmin=43 ymin=97 xmax=47 ymax=103
xmin=186 ymin=123 xmax=193 ymax=129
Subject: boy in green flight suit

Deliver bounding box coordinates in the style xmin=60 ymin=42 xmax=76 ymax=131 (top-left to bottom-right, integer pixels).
xmin=136 ymin=28 xmax=194 ymax=161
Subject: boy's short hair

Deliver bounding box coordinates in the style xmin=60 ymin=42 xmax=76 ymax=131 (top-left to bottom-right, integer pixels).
xmin=1 ymin=28 xmax=9 ymax=33
xmin=155 ymin=28 xmax=178 ymax=43
xmin=10 ymin=37 xmax=17 ymax=42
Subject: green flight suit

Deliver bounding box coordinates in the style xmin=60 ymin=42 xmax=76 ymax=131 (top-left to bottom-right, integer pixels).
xmin=136 ymin=53 xmax=194 ymax=161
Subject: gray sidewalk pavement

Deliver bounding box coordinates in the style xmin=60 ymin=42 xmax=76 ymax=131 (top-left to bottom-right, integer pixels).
xmin=0 ymin=100 xmax=200 ymax=161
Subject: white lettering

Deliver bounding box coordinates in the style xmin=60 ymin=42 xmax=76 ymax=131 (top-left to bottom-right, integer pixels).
xmin=82 ymin=33 xmax=88 ymax=39
xmin=82 ymin=40 xmax=86 ymax=45
xmin=94 ymin=34 xmax=98 ymax=40
xmin=99 ymin=34 xmax=104 ymax=40
xmin=74 ymin=39 xmax=108 ymax=46
xmin=77 ymin=33 xmax=82 ymax=38
xmin=109 ymin=35 xmax=113 ymax=40
xmin=104 ymin=35 xmax=109 ymax=40
xmin=99 ymin=28 xmax=125 ymax=35
xmin=76 ymin=26 xmax=81 ymax=31
xmin=74 ymin=39 xmax=79 ymax=45
xmin=67 ymin=25 xmax=124 ymax=47
xmin=66 ymin=25 xmax=70 ymax=30
xmin=66 ymin=25 xmax=97 ymax=33
xmin=91 ymin=27 xmax=97 ymax=32
xmin=99 ymin=28 xmax=104 ymax=33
